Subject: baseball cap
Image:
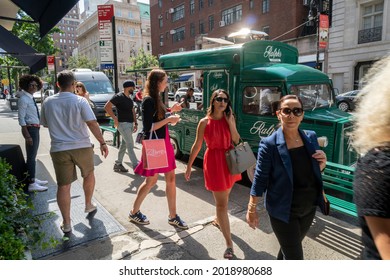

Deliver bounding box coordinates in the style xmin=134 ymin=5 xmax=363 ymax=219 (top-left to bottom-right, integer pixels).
xmin=123 ymin=80 xmax=136 ymax=88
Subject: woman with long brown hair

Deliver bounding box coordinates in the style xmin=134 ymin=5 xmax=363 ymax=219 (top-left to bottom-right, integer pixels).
xmin=128 ymin=69 xmax=188 ymax=229
xmin=185 ymin=89 xmax=241 ymax=259
xmin=75 ymin=81 xmax=90 ymax=102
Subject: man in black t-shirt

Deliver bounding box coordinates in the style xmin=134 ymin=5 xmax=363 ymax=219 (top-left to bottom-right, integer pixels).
xmin=104 ymin=80 xmax=139 ymax=172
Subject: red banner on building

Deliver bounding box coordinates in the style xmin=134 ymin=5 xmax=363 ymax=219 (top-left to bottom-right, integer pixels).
xmin=319 ymin=14 xmax=329 ymax=49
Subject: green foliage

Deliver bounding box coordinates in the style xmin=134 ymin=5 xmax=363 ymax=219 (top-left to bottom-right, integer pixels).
xmin=128 ymin=48 xmax=159 ymax=71
xmin=67 ymin=55 xmax=97 ymax=70
xmin=0 ymin=159 xmax=56 ymax=259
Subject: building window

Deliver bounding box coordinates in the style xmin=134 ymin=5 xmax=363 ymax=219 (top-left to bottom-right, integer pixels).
xmin=172 ymin=26 xmax=185 ymax=43
xmin=158 ymin=0 xmax=162 ymax=8
xmin=199 ymin=0 xmax=204 ymax=10
xmin=199 ymin=20 xmax=205 ymax=34
xmin=160 ymin=35 xmax=164 ymax=46
xmin=118 ymin=26 xmax=123 ymax=35
xmin=159 ymin=18 xmax=163 ymax=28
xmin=128 ymin=11 xmax=133 ymax=19
xmin=221 ymin=5 xmax=242 ymax=26
xmin=172 ymin=5 xmax=185 ymax=22
xmin=147 ymin=42 xmax=151 ymax=51
xmin=262 ymin=0 xmax=270 ymax=14
xmin=129 ymin=28 xmax=135 ymax=37
xmin=358 ymin=1 xmax=383 ymax=44
xmin=190 ymin=0 xmax=195 ymax=15
xmin=209 ymin=15 xmax=214 ymax=31
xmin=249 ymin=0 xmax=254 ymax=9
xmin=190 ymin=22 xmax=195 ymax=37
xmin=116 ymin=9 xmax=122 ymax=17
xmin=208 ymin=0 xmax=214 ymax=7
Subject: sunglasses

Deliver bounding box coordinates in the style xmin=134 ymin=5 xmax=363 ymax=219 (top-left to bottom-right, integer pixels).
xmin=76 ymin=85 xmax=82 ymax=88
xmin=215 ymin=97 xmax=229 ymax=103
xmin=280 ymin=107 xmax=304 ymax=117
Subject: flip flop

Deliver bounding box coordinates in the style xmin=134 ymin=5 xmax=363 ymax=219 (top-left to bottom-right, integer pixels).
xmin=223 ymin=247 xmax=234 ymax=260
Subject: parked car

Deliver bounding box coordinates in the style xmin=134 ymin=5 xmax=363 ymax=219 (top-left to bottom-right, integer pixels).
xmin=43 ymin=89 xmax=55 ymax=101
xmin=174 ymin=87 xmax=203 ymax=102
xmin=168 ymin=91 xmax=175 ymax=101
xmin=33 ymin=90 xmax=43 ymax=103
xmin=336 ymin=90 xmax=360 ymax=112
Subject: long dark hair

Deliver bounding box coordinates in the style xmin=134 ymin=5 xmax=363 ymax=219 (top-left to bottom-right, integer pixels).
xmin=143 ymin=69 xmax=167 ymax=120
xmin=206 ymin=89 xmax=231 ymax=117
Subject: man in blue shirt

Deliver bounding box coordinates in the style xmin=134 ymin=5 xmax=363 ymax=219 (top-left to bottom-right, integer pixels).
xmin=17 ymin=74 xmax=48 ymax=192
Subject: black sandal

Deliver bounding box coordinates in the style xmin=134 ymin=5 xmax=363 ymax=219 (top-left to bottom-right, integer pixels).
xmin=223 ymin=247 xmax=234 ymax=260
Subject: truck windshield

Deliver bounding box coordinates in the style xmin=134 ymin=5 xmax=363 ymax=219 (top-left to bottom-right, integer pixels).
xmin=290 ymin=84 xmax=332 ymax=110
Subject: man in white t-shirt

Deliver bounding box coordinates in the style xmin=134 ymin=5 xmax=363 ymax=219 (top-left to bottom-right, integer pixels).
xmin=41 ymin=70 xmax=109 ymax=234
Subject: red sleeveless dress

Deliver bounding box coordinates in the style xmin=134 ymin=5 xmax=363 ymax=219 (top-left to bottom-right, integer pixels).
xmin=203 ymin=117 xmax=241 ymax=191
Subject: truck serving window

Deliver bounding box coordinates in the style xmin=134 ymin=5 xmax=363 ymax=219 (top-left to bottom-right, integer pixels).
xmin=242 ymin=86 xmax=281 ymax=116
xmin=290 ymin=84 xmax=332 ymax=110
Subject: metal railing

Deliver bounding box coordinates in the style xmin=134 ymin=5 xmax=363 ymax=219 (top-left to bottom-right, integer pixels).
xmin=358 ymin=26 xmax=382 ymax=44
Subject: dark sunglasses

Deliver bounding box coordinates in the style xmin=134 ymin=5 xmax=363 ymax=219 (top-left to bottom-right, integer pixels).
xmin=280 ymin=107 xmax=304 ymax=117
xmin=76 ymin=85 xmax=82 ymax=88
xmin=215 ymin=97 xmax=229 ymax=103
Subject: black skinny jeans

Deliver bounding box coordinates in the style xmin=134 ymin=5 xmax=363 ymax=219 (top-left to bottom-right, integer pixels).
xmin=269 ymin=207 xmax=316 ymax=260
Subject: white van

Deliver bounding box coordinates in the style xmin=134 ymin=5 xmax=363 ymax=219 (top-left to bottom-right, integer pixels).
xmin=72 ymin=69 xmax=115 ymax=119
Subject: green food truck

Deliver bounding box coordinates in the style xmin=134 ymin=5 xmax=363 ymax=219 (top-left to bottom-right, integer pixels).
xmin=159 ymin=40 xmax=357 ymax=179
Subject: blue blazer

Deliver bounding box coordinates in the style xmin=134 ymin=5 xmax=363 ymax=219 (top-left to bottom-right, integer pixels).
xmin=250 ymin=127 xmax=324 ymax=223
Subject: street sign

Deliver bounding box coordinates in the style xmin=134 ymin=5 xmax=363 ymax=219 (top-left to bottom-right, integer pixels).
xmin=47 ymin=55 xmax=55 ymax=71
xmin=98 ymin=5 xmax=114 ymax=66
xmin=100 ymin=63 xmax=115 ymax=69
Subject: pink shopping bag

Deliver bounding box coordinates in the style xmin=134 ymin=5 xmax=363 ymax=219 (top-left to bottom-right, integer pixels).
xmin=142 ymin=138 xmax=168 ymax=170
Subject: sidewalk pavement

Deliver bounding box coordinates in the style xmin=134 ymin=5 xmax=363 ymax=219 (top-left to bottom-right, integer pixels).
xmin=0 ymin=99 xmax=363 ymax=260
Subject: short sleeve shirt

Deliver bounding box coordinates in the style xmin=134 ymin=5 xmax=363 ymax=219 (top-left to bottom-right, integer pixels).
xmin=109 ymin=92 xmax=134 ymax=122
xmin=353 ymin=146 xmax=390 ymax=259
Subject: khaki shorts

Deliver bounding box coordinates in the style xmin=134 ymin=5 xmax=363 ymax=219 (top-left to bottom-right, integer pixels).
xmin=50 ymin=147 xmax=94 ymax=186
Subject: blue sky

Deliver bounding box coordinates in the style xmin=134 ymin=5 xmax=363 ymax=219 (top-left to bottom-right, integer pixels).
xmin=79 ymin=0 xmax=150 ymax=12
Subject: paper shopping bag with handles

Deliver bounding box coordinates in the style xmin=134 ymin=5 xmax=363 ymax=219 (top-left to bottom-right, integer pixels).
xmin=141 ymin=127 xmax=168 ymax=170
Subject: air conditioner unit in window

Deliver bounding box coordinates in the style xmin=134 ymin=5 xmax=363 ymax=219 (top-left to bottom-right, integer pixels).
xmin=169 ymin=29 xmax=176 ymax=34
xmin=303 ymin=0 xmax=310 ymax=6
xmin=168 ymin=8 xmax=174 ymax=14
xmin=160 ymin=42 xmax=164 ymax=46
xmin=179 ymin=47 xmax=185 ymax=52
xmin=219 ymin=21 xmax=225 ymax=27
xmin=158 ymin=15 xmax=163 ymax=19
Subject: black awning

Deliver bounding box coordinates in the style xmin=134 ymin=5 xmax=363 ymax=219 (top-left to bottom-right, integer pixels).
xmin=11 ymin=0 xmax=79 ymax=38
xmin=0 ymin=25 xmax=46 ymax=73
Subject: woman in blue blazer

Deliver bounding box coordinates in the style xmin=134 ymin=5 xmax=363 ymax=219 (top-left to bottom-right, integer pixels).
xmin=246 ymin=95 xmax=327 ymax=260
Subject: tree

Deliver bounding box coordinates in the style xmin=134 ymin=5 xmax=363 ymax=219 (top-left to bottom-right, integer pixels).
xmin=128 ymin=48 xmax=159 ymax=71
xmin=67 ymin=55 xmax=97 ymax=70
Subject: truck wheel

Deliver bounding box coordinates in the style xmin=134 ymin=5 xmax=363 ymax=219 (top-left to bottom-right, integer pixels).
xmin=338 ymin=101 xmax=349 ymax=112
xmin=170 ymin=137 xmax=182 ymax=159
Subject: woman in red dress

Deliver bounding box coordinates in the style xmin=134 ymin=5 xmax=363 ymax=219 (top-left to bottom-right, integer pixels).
xmin=185 ymin=89 xmax=241 ymax=259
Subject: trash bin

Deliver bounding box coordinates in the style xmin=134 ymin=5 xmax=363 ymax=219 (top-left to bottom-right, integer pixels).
xmin=9 ymin=98 xmax=18 ymax=111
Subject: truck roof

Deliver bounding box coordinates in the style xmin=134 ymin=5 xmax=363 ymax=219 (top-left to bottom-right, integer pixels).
xmin=159 ymin=40 xmax=299 ymax=70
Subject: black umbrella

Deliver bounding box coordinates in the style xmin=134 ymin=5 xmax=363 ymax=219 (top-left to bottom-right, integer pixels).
xmin=11 ymin=0 xmax=79 ymax=38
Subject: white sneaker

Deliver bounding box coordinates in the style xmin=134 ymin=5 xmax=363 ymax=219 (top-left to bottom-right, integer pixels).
xmin=34 ymin=178 xmax=48 ymax=185
xmin=28 ymin=182 xmax=48 ymax=192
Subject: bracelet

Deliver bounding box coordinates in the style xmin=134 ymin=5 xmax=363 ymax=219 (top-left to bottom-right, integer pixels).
xmin=100 ymin=143 xmax=107 ymax=146
xmin=247 ymin=209 xmax=256 ymax=214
